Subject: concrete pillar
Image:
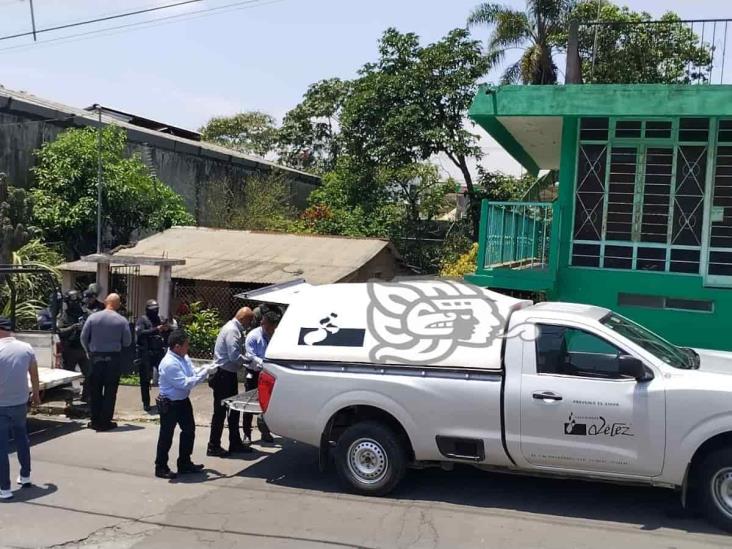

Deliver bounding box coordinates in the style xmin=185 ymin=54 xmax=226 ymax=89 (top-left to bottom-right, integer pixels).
xmin=61 ymin=270 xmax=74 ymax=292
xmin=157 ymin=265 xmax=172 ymax=321
xmin=96 ymin=262 xmax=109 ymax=300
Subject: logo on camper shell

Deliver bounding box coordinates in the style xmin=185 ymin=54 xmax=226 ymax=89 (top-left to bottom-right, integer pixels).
xmin=298 ymin=313 xmax=366 ymax=347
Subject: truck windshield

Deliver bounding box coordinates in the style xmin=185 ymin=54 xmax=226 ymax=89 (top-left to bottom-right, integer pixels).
xmin=601 ymin=313 xmax=692 ymax=369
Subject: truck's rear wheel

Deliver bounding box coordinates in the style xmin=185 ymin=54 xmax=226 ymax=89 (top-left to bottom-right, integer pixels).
xmin=334 ymin=421 xmax=406 ymax=496
xmin=696 ymin=448 xmax=732 ymax=531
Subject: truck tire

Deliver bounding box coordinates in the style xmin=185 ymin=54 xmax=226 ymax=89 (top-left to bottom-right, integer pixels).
xmin=696 ymin=448 xmax=732 ymax=532
xmin=334 ymin=421 xmax=407 ymax=496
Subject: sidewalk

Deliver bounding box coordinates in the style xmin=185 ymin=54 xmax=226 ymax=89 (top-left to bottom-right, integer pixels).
xmin=37 ymin=383 xmax=218 ymax=426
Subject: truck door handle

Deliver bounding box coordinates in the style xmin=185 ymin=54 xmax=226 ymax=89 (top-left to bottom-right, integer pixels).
xmin=533 ymin=391 xmax=563 ymax=401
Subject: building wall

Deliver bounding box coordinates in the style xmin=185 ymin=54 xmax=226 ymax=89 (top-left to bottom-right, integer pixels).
xmin=340 ymin=247 xmax=410 ymax=282
xmin=0 ymin=108 xmax=319 ymax=224
xmin=551 ymin=116 xmax=732 ymax=350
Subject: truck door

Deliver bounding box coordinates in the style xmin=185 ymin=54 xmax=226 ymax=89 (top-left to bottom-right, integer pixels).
xmin=518 ymin=323 xmax=665 ymax=477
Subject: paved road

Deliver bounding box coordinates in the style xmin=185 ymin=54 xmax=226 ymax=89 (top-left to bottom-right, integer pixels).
xmin=1 ymin=416 xmax=731 ymax=549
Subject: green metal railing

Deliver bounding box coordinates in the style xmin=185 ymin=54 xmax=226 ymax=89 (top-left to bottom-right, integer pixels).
xmin=481 ymin=202 xmax=553 ymax=271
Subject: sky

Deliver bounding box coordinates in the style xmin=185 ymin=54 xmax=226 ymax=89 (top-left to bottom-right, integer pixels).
xmin=0 ymin=0 xmax=729 ymax=178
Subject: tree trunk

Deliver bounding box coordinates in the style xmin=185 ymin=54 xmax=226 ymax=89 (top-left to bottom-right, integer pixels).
xmin=457 ymin=156 xmax=481 ymax=241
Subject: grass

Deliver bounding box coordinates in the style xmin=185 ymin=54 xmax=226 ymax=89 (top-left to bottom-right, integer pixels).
xmin=119 ymin=374 xmax=141 ymax=386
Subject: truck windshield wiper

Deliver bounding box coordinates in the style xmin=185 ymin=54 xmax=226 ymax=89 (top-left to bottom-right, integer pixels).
xmin=682 ymin=347 xmax=700 ymax=369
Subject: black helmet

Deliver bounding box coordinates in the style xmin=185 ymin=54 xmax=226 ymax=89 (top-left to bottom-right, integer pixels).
xmin=65 ymin=289 xmax=81 ymax=303
xmin=145 ymin=299 xmax=160 ymax=314
xmin=84 ymin=283 xmax=100 ymax=298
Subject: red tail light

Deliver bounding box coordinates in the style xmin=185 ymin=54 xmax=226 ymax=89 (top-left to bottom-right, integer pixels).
xmin=258 ymin=370 xmax=276 ymax=413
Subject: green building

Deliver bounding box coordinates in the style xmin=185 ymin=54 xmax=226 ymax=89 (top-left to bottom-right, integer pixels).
xmin=465 ymin=84 xmax=732 ymax=350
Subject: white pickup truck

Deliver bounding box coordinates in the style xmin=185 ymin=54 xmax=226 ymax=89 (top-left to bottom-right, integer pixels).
xmin=253 ymin=279 xmax=732 ymax=531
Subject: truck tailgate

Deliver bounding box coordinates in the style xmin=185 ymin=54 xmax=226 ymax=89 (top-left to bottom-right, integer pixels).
xmin=37 ymin=367 xmax=82 ymax=391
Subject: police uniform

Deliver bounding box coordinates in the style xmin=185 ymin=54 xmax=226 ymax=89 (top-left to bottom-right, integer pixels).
xmin=135 ymin=300 xmax=169 ymax=411
xmin=57 ymin=291 xmax=91 ymax=402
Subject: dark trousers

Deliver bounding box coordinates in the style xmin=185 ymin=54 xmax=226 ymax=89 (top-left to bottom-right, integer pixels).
xmin=137 ymin=351 xmax=164 ymax=408
xmin=62 ymin=347 xmax=90 ymax=401
xmin=243 ymin=371 xmax=272 ymax=439
xmin=88 ymin=353 xmax=122 ymax=428
xmin=155 ymin=398 xmax=195 ymax=470
xmin=208 ymin=369 xmax=242 ymax=449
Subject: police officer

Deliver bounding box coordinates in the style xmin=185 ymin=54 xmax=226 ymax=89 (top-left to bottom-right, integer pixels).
xmin=80 ymin=293 xmax=132 ymax=431
xmin=135 ymin=299 xmax=171 ymax=412
xmin=82 ymin=283 xmax=105 ymax=314
xmin=57 ymin=290 xmax=91 ymax=402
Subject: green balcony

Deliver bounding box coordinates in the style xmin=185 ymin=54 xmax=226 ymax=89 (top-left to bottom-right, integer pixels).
xmin=465 ymin=200 xmax=559 ymax=292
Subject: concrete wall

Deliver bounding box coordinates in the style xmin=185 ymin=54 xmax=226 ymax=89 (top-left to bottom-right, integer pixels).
xmin=0 ymin=107 xmax=320 ymax=224
xmin=340 ymin=247 xmax=412 ymax=282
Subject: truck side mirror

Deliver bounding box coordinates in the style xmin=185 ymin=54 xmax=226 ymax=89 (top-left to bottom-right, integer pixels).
xmin=618 ymin=355 xmax=653 ymax=382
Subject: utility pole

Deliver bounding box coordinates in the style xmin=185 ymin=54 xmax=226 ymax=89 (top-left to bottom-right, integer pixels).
xmin=95 ymin=104 xmax=103 ymax=254
xmin=28 ymin=0 xmax=37 ymax=41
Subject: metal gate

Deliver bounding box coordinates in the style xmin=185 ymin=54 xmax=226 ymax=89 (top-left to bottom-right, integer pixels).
xmin=110 ymin=264 xmax=141 ymax=321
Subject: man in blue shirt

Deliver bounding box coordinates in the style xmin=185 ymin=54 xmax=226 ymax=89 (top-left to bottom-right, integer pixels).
xmin=243 ymin=310 xmax=280 ymax=444
xmin=154 ymin=329 xmax=215 ymax=479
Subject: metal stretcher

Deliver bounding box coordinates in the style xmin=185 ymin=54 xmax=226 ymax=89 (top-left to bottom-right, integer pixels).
xmin=222 ymin=388 xmax=262 ymax=414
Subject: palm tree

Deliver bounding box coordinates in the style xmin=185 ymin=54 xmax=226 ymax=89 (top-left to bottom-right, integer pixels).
xmin=468 ymin=1 xmax=574 ymax=85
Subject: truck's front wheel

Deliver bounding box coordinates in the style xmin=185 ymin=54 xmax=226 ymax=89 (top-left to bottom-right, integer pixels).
xmin=697 ymin=448 xmax=732 ymax=532
xmin=334 ymin=421 xmax=406 ymax=496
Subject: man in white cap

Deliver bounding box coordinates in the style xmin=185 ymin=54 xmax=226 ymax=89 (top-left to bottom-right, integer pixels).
xmin=0 ymin=316 xmax=40 ymax=499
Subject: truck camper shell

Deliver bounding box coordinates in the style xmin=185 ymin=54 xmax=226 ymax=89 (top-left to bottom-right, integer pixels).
xmin=258 ymin=280 xmax=532 ymax=371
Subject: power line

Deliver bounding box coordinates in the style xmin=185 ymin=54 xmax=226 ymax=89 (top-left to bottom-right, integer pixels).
xmin=0 ymin=0 xmax=285 ymax=54
xmin=0 ymin=0 xmax=204 ymax=42
xmin=1 ymin=0 xmax=201 ymax=39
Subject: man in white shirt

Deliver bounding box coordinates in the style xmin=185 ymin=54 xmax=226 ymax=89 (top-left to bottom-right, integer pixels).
xmin=0 ymin=317 xmax=40 ymax=499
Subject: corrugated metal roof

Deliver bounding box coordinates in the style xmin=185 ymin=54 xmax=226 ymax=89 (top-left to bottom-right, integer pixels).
xmin=58 ymin=227 xmax=397 ymax=285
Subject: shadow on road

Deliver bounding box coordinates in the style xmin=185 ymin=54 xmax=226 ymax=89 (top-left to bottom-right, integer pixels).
xmin=25 ymin=417 xmax=84 ymax=447
xmin=0 ymin=483 xmax=58 ymax=503
xmin=106 ymin=423 xmax=145 ymax=433
xmin=238 ymin=439 xmax=724 ymax=537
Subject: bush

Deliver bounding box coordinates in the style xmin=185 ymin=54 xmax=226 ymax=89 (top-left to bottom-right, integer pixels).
xmin=179 ymin=302 xmax=221 ymax=359
xmin=440 ymin=242 xmax=478 ymax=277
xmin=0 ymin=239 xmax=63 ymax=330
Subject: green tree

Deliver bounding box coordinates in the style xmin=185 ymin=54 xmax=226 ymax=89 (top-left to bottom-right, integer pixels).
xmin=31 ymin=127 xmax=194 ymax=257
xmin=301 ymin=158 xmax=400 ymax=238
xmin=199 ymin=111 xmax=279 ymax=157
xmin=570 ymin=2 xmax=712 ymax=84
xmin=476 ymin=168 xmax=536 ymax=201
xmin=202 ymin=172 xmax=300 ymax=232
xmin=467 ymin=0 xmax=574 ymax=84
xmin=380 ymin=164 xmax=455 ymax=272
xmin=340 ymin=28 xmax=491 ymax=237
xmin=278 ymin=78 xmax=351 ymax=173
xmin=0 ymin=173 xmax=38 ymax=266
